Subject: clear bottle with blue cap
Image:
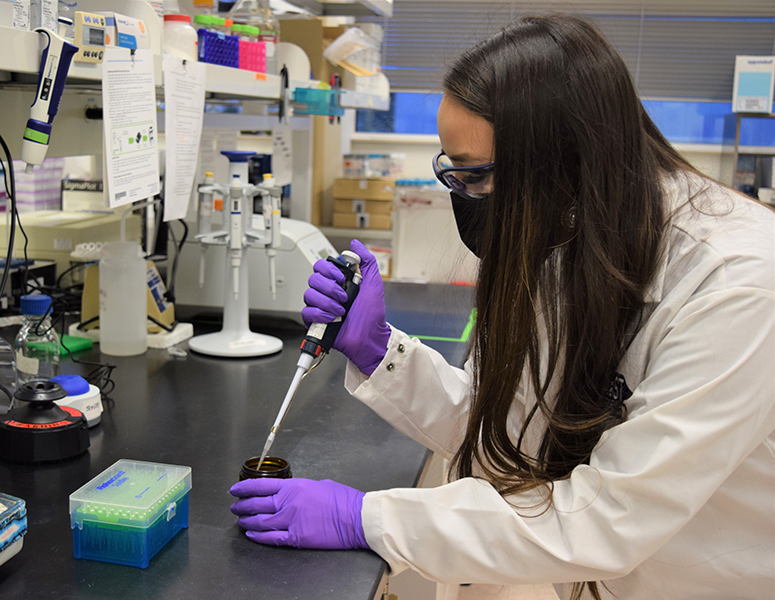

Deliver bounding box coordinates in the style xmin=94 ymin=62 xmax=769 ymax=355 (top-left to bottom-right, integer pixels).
xmin=14 ymin=294 xmax=60 ymax=385
xmin=0 ymin=335 xmax=16 ymax=411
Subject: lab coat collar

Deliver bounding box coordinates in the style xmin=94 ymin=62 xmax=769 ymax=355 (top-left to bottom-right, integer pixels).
xmin=643 ymin=172 xmax=687 ymax=304
xmin=644 ymin=237 xmax=669 ymax=304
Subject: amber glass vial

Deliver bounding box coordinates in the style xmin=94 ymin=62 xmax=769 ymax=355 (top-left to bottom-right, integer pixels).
xmin=239 ymin=456 xmax=292 ymax=480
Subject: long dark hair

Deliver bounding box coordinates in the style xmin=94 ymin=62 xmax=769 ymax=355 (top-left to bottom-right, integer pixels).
xmin=444 ymin=15 xmax=692 ymax=600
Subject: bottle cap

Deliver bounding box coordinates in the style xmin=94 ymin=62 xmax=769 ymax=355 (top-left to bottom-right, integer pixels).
xmin=213 ymin=17 xmax=225 ymax=26
xmin=193 ymin=14 xmax=209 ymax=25
xmin=164 ymin=14 xmax=192 ymax=23
xmin=262 ymin=173 xmax=272 ymax=180
xmin=223 ymin=18 xmax=233 ymax=27
xmin=50 ymin=374 xmax=90 ymax=397
xmin=205 ymin=171 xmax=214 ymax=178
xmin=247 ymin=26 xmax=259 ymax=36
xmin=20 ymin=294 xmax=52 ymax=316
xmin=231 ymin=24 xmax=241 ymax=33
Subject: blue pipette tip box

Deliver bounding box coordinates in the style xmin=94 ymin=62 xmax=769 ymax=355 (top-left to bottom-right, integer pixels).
xmin=69 ymin=459 xmax=192 ymax=568
xmin=0 ymin=493 xmax=27 ymax=567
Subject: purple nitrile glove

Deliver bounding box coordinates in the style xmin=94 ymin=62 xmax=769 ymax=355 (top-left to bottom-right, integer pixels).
xmin=302 ymin=239 xmax=390 ymax=376
xmin=229 ymin=478 xmax=369 ymax=550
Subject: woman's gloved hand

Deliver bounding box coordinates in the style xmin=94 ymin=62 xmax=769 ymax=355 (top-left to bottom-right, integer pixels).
xmin=229 ymin=478 xmax=369 ymax=550
xmin=302 ymin=239 xmax=390 ymax=376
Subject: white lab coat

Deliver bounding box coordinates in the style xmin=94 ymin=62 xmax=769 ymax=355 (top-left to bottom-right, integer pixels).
xmin=345 ymin=172 xmax=775 ymax=600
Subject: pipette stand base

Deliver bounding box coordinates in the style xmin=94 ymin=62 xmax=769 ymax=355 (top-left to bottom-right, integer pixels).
xmin=188 ymin=330 xmax=283 ymax=358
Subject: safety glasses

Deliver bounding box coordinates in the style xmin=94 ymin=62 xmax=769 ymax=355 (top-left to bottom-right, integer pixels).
xmin=432 ymin=151 xmax=494 ymax=201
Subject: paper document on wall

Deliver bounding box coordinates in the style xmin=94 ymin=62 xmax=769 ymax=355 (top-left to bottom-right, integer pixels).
xmin=163 ymin=53 xmax=206 ymax=221
xmin=102 ymin=47 xmax=160 ymax=208
xmin=271 ymin=123 xmax=292 ymax=187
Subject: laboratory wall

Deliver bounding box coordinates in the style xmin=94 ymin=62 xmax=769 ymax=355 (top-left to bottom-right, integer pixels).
xmin=350 ymin=137 xmax=739 ymax=186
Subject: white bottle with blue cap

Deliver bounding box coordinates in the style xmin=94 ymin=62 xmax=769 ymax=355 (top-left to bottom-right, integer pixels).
xmin=14 ymin=295 xmax=60 ymax=386
xmin=51 ymin=374 xmax=102 ymax=427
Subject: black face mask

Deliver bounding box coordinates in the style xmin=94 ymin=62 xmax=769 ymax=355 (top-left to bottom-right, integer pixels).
xmin=450 ymin=192 xmax=488 ymax=259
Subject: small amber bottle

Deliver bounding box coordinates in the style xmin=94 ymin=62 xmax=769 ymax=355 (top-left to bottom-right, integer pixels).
xmin=239 ymin=456 xmax=292 ymax=480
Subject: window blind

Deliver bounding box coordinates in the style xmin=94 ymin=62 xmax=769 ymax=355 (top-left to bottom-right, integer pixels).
xmin=361 ymin=0 xmax=775 ymax=99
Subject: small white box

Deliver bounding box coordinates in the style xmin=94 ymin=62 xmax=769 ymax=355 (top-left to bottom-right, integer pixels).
xmin=11 ymin=0 xmax=31 ymax=30
xmin=733 ymin=56 xmax=775 ymax=114
xmin=30 ymin=0 xmax=57 ymax=30
xmin=97 ymin=12 xmax=149 ymax=50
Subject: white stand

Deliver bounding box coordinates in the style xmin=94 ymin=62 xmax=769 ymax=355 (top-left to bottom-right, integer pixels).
xmin=188 ymin=246 xmax=283 ymax=357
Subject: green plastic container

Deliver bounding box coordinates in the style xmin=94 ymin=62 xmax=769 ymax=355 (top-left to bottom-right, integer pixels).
xmin=70 ymin=459 xmax=192 ymax=568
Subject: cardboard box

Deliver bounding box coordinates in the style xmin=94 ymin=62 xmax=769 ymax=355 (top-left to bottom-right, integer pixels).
xmin=333 ymin=178 xmax=394 ymax=201
xmin=366 ymin=244 xmax=391 ymax=279
xmin=333 ymin=212 xmax=391 ymax=230
xmin=334 ymin=198 xmax=392 ymax=215
xmin=278 ymin=19 xmax=345 ymax=83
xmin=62 ymin=180 xmax=108 ymax=213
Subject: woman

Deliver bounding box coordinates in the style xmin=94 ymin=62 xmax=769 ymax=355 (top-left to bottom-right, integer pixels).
xmin=229 ymin=15 xmax=775 ymax=599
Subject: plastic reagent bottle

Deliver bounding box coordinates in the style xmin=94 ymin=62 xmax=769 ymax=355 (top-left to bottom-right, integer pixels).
xmin=99 ymin=241 xmax=148 ymax=357
xmin=15 ymin=294 xmax=60 ymax=385
xmin=193 ymin=0 xmax=216 ymax=15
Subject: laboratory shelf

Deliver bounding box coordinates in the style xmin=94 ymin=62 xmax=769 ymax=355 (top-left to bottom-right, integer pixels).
xmin=339 ymin=89 xmax=390 ymax=111
xmin=0 ymin=27 xmax=155 ymax=85
xmin=282 ymin=0 xmax=392 ymax=18
xmin=320 ymin=226 xmax=393 ymax=240
xmin=0 ymin=27 xmax=282 ymax=101
xmin=203 ymin=63 xmax=281 ymax=100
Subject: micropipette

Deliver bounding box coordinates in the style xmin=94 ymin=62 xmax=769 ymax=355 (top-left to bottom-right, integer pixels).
xmin=257 ymin=251 xmax=363 ymax=469
xmin=21 ymin=18 xmax=78 ymax=174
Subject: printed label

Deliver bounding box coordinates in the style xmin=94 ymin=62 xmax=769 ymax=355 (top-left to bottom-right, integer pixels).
xmin=147 ymin=265 xmax=170 ymax=313
xmin=41 ymin=0 xmax=56 ymax=29
xmin=97 ymin=469 xmax=126 ymax=490
xmin=15 ymin=351 xmax=38 ymax=376
xmin=229 ymin=338 xmax=266 ymax=349
xmin=13 ymin=0 xmax=30 ymax=30
xmin=307 ymin=323 xmax=326 ymax=340
xmin=54 ymin=238 xmax=73 ymax=250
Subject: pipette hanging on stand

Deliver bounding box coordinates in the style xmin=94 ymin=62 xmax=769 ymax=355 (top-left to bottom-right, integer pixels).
xmin=189 ymin=150 xmax=283 ymax=358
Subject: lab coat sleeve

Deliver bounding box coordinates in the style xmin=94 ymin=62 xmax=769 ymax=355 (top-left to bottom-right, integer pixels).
xmin=344 ymin=326 xmax=474 ymax=460
xmin=361 ymin=287 xmax=775 ymax=584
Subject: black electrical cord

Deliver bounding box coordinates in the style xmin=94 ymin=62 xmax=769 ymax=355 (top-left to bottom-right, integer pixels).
xmin=164 ymin=218 xmax=188 ymax=304
xmin=27 ymin=293 xmax=117 ymax=400
xmin=56 ymin=261 xmax=95 ymax=289
xmin=0 ymin=132 xmax=17 ymax=302
xmin=15 ymin=206 xmax=30 ymax=295
xmin=147 ymin=315 xmax=177 ymax=333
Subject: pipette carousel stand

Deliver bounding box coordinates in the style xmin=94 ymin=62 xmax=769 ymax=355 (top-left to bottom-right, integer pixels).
xmin=188 ymin=151 xmax=283 ymax=358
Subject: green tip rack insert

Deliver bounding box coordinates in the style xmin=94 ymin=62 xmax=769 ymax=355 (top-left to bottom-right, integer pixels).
xmin=69 ymin=459 xmax=192 ymax=568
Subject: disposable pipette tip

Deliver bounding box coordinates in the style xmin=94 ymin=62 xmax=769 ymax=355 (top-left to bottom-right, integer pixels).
xmin=256 ymin=364 xmax=308 ymax=470
xmin=257 ymin=432 xmax=276 ymax=472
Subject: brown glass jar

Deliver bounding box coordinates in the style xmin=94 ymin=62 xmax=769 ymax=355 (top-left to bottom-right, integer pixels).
xmin=239 ymin=456 xmax=292 ymax=480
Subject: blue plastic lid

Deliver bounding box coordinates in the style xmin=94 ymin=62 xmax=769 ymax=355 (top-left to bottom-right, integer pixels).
xmin=50 ymin=374 xmax=90 ymax=397
xmin=221 ymin=150 xmax=256 ymax=163
xmin=20 ymin=294 xmax=52 ymax=316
